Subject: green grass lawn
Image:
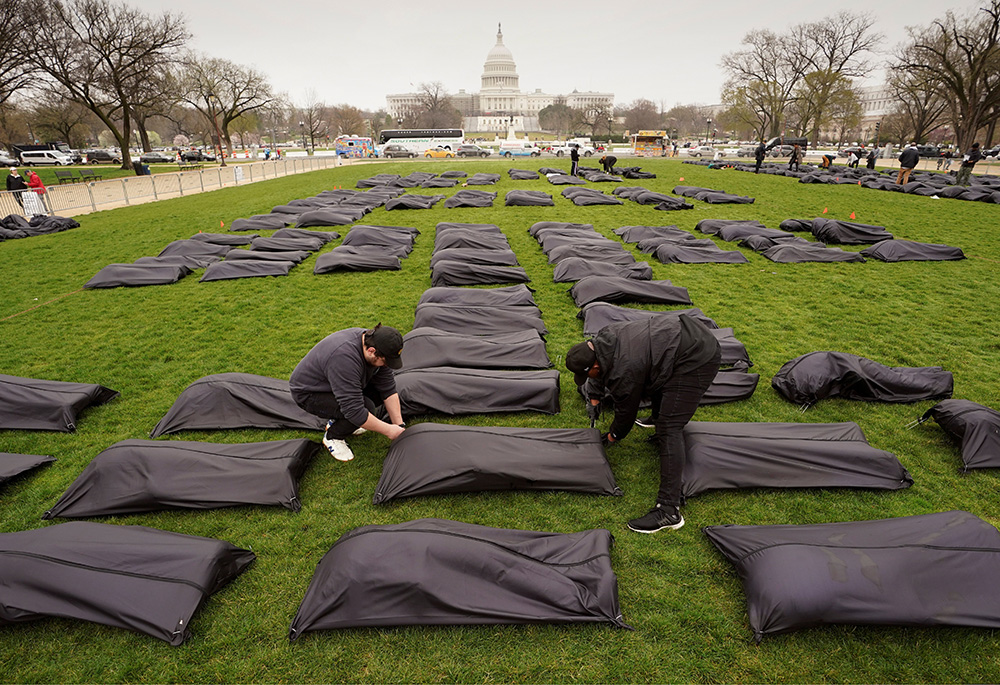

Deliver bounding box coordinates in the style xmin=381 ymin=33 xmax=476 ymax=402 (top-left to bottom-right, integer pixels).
xmin=2 ymin=158 xmax=999 ymax=683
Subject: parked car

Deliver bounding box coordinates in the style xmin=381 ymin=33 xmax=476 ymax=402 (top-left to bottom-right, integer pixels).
xmin=551 ymin=142 xmax=594 ymax=157
xmin=499 ymin=145 xmax=540 ymax=158
xmin=21 ymin=150 xmax=75 ymax=166
xmin=140 ymin=151 xmax=175 ymax=164
xmin=0 ymin=150 xmax=17 ymax=167
xmin=180 ymin=149 xmax=216 ymax=162
xmin=982 ymin=145 xmax=1000 ymax=160
xmin=736 ymin=145 xmax=757 ymax=157
xmin=688 ymin=145 xmax=724 ymax=158
xmin=456 ymin=144 xmax=491 ymax=158
xmin=86 ymin=149 xmax=122 ymax=164
xmin=424 ymin=147 xmax=455 ymax=158
xmin=915 ymin=145 xmax=940 ymax=158
xmin=380 ymin=144 xmax=416 ymax=158
xmin=837 ymin=146 xmax=866 ymax=159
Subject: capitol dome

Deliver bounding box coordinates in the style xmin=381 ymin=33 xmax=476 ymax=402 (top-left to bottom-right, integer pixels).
xmin=481 ymin=24 xmax=519 ymax=93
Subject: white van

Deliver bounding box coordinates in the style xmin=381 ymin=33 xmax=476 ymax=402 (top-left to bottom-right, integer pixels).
xmin=20 ymin=150 xmax=74 ymax=166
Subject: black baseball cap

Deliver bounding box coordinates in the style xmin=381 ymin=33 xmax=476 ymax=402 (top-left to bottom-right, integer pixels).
xmin=366 ymin=324 xmax=404 ymax=369
xmin=566 ymin=340 xmax=597 ymax=387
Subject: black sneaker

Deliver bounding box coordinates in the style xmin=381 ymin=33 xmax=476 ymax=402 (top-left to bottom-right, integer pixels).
xmin=634 ymin=415 xmax=655 ymax=428
xmin=627 ymin=503 xmax=684 ymax=534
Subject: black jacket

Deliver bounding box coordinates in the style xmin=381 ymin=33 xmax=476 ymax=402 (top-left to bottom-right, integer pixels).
xmin=898 ymin=148 xmax=920 ymax=169
xmin=754 ymin=145 xmax=766 ymax=162
xmin=961 ymin=147 xmax=983 ymax=168
xmin=6 ymin=173 xmax=27 ymax=192
xmin=584 ymin=315 xmax=719 ymax=440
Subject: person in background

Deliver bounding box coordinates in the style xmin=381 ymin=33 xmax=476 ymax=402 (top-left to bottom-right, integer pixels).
xmin=6 ymin=167 xmax=27 ymax=208
xmin=290 ymin=324 xmax=406 ymax=462
xmin=955 ymin=142 xmax=982 ymax=186
xmin=600 ymin=154 xmax=618 ymax=174
xmin=896 ymin=144 xmax=920 ymax=185
xmin=565 ymin=315 xmax=722 ymax=534
xmin=25 ymin=170 xmax=48 ymax=214
xmin=788 ymin=144 xmax=803 ymax=172
xmin=866 ymin=149 xmax=877 ymax=170
xmin=570 ymin=145 xmax=580 ymax=176
xmin=754 ymin=141 xmax=766 ymax=174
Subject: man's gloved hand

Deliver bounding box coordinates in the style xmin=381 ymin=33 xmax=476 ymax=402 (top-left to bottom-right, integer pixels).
xmin=586 ymin=402 xmax=600 ymax=424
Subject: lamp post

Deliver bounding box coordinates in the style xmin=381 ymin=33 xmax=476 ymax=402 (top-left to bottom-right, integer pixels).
xmin=206 ymin=93 xmax=226 ymax=167
xmin=608 ymin=114 xmax=613 ymax=141
xmin=706 ymin=118 xmax=712 ymax=145
xmin=299 ymin=121 xmax=306 ymax=153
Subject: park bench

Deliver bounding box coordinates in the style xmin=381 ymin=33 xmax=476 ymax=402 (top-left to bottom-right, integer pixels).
xmin=77 ymin=169 xmax=103 ymax=182
xmin=54 ymin=169 xmax=80 ymax=184
xmin=177 ymin=162 xmax=203 ymax=171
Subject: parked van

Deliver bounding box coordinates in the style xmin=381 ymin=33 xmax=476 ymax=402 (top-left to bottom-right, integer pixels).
xmin=19 ymin=150 xmax=74 ymax=166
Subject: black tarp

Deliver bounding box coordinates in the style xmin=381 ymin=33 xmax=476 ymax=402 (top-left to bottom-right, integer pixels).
xmin=553 ymin=258 xmax=652 ymax=283
xmin=0 ymin=521 xmax=255 ymax=645
xmin=569 ymin=276 xmax=692 ymax=307
xmin=654 ymin=244 xmax=749 ymax=264
xmin=230 ymin=215 xmax=292 ymax=232
xmin=738 ymin=235 xmax=814 ymax=253
xmin=421 ymin=177 xmax=458 ymax=188
xmin=921 ymin=399 xmax=1000 ymax=470
xmin=811 ymin=218 xmax=893 ymax=245
xmin=717 ymin=225 xmax=794 ymax=243
xmin=418 ymin=284 xmax=536 ymax=307
xmin=85 ymin=263 xmax=190 ymax=288
xmin=288 ymin=518 xmax=628 ymax=636
xmin=227 ymin=249 xmax=310 ymax=264
xmin=251 ymin=235 xmax=325 ymax=252
xmin=434 ymin=229 xmax=509 ymax=252
xmin=159 ymin=240 xmax=232 ymax=258
xmin=150 ymin=373 xmax=325 ymax=437
xmin=467 ymin=173 xmax=501 ymax=185
xmin=401 ymin=327 xmax=548 ymax=370
xmin=385 ymin=194 xmax=445 ymax=210
xmin=505 ymin=190 xmax=555 ymax=206
xmin=44 ymin=439 xmax=319 ymax=518
xmin=341 ymin=225 xmax=415 ymax=253
xmin=548 ymin=244 xmax=635 ymax=265
xmin=0 ymin=374 xmax=118 ymax=432
xmin=436 ymin=221 xmax=503 ymax=234
xmin=681 ymin=421 xmax=911 ymax=500
xmin=772 ymin=351 xmax=954 ymax=408
xmin=702 ymin=368 xmax=760 ymax=404
xmin=560 ymin=188 xmax=623 ymax=206
xmin=577 ymin=302 xmax=718 ymax=337
xmin=653 ymin=198 xmax=695 ymax=211
xmin=394 ymin=368 xmax=560 ymax=418
xmin=704 ymin=510 xmax=1000 ymax=642
xmin=614 ymin=225 xmax=693 ymax=243
xmin=314 ymin=246 xmax=401 ymax=273
xmin=546 ymin=174 xmax=587 ymax=185
xmin=443 ymin=189 xmax=497 ymax=208
xmin=440 ymin=170 xmax=467 ymax=178
xmin=508 ymin=168 xmax=540 ymax=180
xmin=295 ymin=208 xmax=366 ymax=226
xmin=539 ymin=232 xmax=619 ymax=253
xmin=1 ymin=453 xmax=55 ymax=487
xmin=0 ymin=214 xmax=79 ymax=238
xmin=612 ymin=187 xmax=674 ymax=205
xmin=636 ymin=236 xmax=716 ymax=253
xmin=860 ymin=239 xmax=965 ymax=262
xmin=696 ymin=219 xmax=766 ymax=236
xmin=272 ymin=228 xmax=341 ymax=243
xmin=134 ymin=254 xmax=221 ymax=269
xmin=200 ymin=259 xmax=294 ymax=281
xmin=413 ymin=303 xmax=546 ymax=336
xmin=778 ymin=218 xmax=813 ymax=232
xmin=431 ymin=261 xmax=530 ymax=287
xmin=761 ymin=243 xmax=866 ymax=263
xmin=373 ymin=424 xmax=620 ymax=503
xmin=429 ymin=247 xmax=519 ymax=268
xmin=190 ymin=232 xmax=255 ymax=245
xmin=528 ymin=221 xmax=594 ymax=237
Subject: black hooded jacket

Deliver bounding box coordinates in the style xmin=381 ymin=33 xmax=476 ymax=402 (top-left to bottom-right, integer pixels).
xmin=584 ymin=315 xmax=719 ymax=440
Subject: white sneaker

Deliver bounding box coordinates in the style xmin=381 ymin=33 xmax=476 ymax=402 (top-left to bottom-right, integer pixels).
xmin=323 ymin=436 xmax=354 ymax=461
xmin=352 ymin=427 xmax=367 ymax=436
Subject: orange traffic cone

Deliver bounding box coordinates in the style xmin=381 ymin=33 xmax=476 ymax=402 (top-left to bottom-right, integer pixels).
xmin=849 ymin=212 xmax=856 ymax=219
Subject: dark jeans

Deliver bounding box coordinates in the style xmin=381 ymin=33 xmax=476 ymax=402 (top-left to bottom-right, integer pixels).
xmin=571 ymin=160 xmax=579 ymax=176
xmin=292 ymin=386 xmax=382 ymax=439
xmin=754 ymin=159 xmax=763 ymax=174
xmin=649 ymin=351 xmax=722 ymax=507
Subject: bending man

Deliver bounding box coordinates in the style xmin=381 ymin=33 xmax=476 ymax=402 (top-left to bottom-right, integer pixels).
xmin=566 ymin=315 xmax=721 ymax=534
xmin=290 ymin=323 xmax=406 ymax=461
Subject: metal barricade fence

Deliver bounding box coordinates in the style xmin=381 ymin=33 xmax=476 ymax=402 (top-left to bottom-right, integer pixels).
xmin=0 ymin=157 xmax=339 ymax=219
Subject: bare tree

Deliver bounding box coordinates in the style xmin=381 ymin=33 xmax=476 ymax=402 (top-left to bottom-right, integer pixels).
xmin=623 ymin=99 xmax=662 ymax=133
xmin=26 ymin=0 xmax=188 ymax=169
xmin=177 ymin=54 xmax=274 ymax=155
xmin=31 ymin=94 xmax=93 ymax=147
xmin=887 ymin=60 xmax=949 ymax=144
xmin=296 ymin=91 xmax=327 ymax=151
xmin=791 ymin=12 xmax=883 ymax=145
xmin=721 ymin=30 xmax=810 ymax=138
xmin=330 ymin=105 xmax=366 ymax=137
xmin=539 ymin=103 xmax=574 ymax=136
xmin=413 ymin=82 xmax=461 ymax=128
xmin=894 ymin=1 xmax=1000 ymax=149
xmin=0 ymin=5 xmax=38 ymax=106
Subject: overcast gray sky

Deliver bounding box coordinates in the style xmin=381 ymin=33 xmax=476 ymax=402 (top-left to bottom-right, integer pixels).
xmin=141 ymin=0 xmax=974 ymax=111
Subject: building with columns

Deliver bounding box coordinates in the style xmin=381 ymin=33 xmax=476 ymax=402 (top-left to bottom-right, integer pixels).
xmin=387 ymin=25 xmax=614 ymax=134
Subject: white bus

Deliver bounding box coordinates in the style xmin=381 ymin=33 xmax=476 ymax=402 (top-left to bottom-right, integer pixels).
xmin=377 ymin=129 xmax=464 ymax=155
